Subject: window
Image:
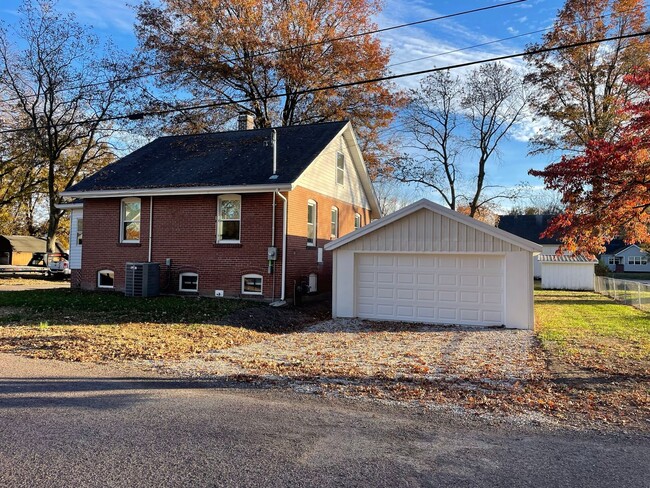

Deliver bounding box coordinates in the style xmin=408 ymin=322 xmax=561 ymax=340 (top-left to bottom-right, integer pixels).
xmin=307 ymin=200 xmax=317 ymax=246
xmin=97 ymin=270 xmax=114 ymax=289
xmin=608 ymin=257 xmax=615 ymax=265
xmin=330 ymin=206 xmax=339 ymax=238
xmin=354 ymin=213 xmax=361 ymax=230
xmin=629 ymin=256 xmax=648 ymax=265
xmin=242 ymin=274 xmax=263 ymax=295
xmin=217 ymin=195 xmax=241 ymax=243
xmin=336 ymin=152 xmax=345 ymax=185
xmin=76 ymin=218 xmax=83 ymax=246
xmin=179 ymin=272 xmax=199 ymax=292
xmin=120 ymin=198 xmax=141 ymax=243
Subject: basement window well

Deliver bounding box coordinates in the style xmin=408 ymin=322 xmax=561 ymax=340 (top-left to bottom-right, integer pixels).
xmin=179 ymin=272 xmax=199 ymax=292
xmin=242 ymin=274 xmax=263 ymax=295
xmin=97 ymin=270 xmax=114 ymax=289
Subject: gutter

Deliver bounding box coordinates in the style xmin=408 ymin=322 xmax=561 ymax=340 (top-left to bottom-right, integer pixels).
xmin=62 ymin=183 xmax=292 ymax=199
xmin=274 ymin=190 xmax=288 ymax=303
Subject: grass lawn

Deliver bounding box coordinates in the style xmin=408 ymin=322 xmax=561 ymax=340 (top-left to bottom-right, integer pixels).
xmin=534 ymin=290 xmax=649 ymax=376
xmin=0 ymin=289 xmax=270 ymax=361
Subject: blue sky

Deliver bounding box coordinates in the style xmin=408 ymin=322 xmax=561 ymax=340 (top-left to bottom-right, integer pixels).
xmin=0 ymin=0 xmax=569 ymax=205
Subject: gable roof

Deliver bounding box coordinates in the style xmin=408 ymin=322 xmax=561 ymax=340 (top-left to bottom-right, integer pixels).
xmin=324 ymin=199 xmax=542 ymax=253
xmin=497 ymin=214 xmax=560 ymax=245
xmin=64 ymin=120 xmax=349 ymax=195
xmin=0 ymin=235 xmax=63 ymax=253
xmin=614 ymin=244 xmax=648 ymax=256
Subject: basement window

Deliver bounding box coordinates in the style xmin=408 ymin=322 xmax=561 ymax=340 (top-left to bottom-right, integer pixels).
xmin=97 ymin=270 xmax=114 ymax=289
xmin=242 ymin=274 xmax=263 ymax=295
xmin=179 ymin=272 xmax=199 ymax=292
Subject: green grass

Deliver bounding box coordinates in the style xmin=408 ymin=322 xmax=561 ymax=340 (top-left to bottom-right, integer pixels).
xmin=0 ymin=288 xmax=258 ymax=326
xmin=534 ymin=290 xmax=650 ymax=374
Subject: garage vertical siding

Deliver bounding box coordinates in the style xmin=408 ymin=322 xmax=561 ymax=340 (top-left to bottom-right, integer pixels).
xmin=340 ymin=209 xmax=525 ymax=253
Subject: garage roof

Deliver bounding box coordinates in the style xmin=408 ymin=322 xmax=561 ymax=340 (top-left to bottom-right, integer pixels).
xmin=325 ymin=199 xmax=543 ymax=253
xmin=0 ymin=235 xmax=60 ymax=253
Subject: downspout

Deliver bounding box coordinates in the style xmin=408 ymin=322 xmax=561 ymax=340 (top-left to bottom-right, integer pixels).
xmin=148 ymin=196 xmax=153 ymax=262
xmin=271 ymin=191 xmax=276 ymax=302
xmin=275 ymin=190 xmax=287 ymax=302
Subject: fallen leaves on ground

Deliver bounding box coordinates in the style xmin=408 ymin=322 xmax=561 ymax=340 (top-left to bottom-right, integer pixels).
xmin=0 ymin=323 xmax=270 ymax=361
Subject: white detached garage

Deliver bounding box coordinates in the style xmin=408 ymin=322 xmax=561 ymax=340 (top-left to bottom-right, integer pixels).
xmin=324 ymin=199 xmax=542 ymax=330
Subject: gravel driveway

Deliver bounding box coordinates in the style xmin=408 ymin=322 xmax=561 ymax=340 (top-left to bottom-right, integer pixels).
xmin=150 ymin=319 xmax=545 ymax=403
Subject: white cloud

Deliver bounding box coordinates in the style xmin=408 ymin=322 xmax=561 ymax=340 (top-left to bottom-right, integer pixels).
xmin=60 ymin=0 xmax=135 ymax=33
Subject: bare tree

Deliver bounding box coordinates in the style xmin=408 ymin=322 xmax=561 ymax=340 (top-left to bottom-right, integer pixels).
xmin=0 ymin=0 xmax=136 ymax=250
xmin=391 ymin=63 xmax=527 ymax=218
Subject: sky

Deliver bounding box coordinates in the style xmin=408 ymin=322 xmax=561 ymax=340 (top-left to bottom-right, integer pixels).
xmin=0 ymin=0 xmax=570 ymax=207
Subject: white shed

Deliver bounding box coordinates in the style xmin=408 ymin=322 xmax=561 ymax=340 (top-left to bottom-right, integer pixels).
xmin=324 ymin=199 xmax=542 ymax=330
xmin=539 ymin=255 xmax=596 ymax=291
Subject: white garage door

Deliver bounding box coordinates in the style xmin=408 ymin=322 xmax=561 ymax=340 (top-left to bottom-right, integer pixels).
xmin=356 ymin=253 xmax=505 ymax=326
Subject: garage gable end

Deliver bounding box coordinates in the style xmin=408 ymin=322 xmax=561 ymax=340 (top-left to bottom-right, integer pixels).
xmin=332 ymin=206 xmax=529 ymax=253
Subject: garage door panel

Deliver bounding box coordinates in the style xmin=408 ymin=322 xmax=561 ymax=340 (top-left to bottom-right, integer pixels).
xmin=356 ymin=253 xmax=504 ymax=326
xmin=439 ymin=274 xmax=457 ymax=286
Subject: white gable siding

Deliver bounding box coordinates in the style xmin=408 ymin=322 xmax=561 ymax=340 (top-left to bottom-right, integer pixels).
xmin=337 ymin=208 xmax=525 ymax=253
xmin=68 ymin=208 xmax=83 ymax=269
xmin=294 ymin=134 xmax=370 ymax=209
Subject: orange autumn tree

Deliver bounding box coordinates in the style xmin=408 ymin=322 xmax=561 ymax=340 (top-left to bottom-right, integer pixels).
xmin=134 ymin=0 xmax=402 ymax=169
xmin=529 ymin=70 xmax=650 ymax=256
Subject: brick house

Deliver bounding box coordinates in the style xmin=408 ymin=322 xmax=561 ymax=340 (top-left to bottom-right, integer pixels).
xmin=61 ymin=119 xmax=380 ymax=302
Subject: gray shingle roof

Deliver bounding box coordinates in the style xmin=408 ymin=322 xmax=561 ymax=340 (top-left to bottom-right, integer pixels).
xmin=497 ymin=214 xmax=559 ymax=245
xmin=67 ymin=121 xmax=348 ymax=192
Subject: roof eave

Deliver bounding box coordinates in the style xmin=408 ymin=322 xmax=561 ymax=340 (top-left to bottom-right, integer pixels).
xmin=62 ymin=183 xmax=293 ymax=199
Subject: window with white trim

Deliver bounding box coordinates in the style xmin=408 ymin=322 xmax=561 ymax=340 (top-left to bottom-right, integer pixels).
xmin=628 ymin=256 xmax=648 ymax=265
xmin=120 ymin=198 xmax=141 ymax=243
xmin=217 ymin=195 xmax=241 ymax=243
xmin=336 ymin=152 xmax=345 ymax=185
xmin=330 ymin=206 xmax=339 ymax=238
xmin=97 ymin=270 xmax=114 ymax=288
xmin=242 ymin=274 xmax=263 ymax=295
xmin=76 ymin=218 xmax=83 ymax=246
xmin=608 ymin=257 xmax=615 ymax=265
xmin=179 ymin=272 xmax=199 ymax=292
xmin=307 ymin=200 xmax=317 ymax=246
xmin=354 ymin=213 xmax=361 ymax=230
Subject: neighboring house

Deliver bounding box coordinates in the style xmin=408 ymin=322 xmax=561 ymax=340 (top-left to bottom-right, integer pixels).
xmin=60 ymin=118 xmax=380 ymax=302
xmin=600 ymin=241 xmax=650 ymax=273
xmin=0 ymin=235 xmax=64 ymax=265
xmin=325 ymin=199 xmax=542 ymax=330
xmin=539 ymin=255 xmax=597 ymax=291
xmin=497 ymin=214 xmax=560 ymax=278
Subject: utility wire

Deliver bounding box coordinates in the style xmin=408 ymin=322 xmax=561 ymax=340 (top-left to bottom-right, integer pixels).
xmin=0 ymin=0 xmax=526 ymax=105
xmin=1 ymin=28 xmax=648 ymax=134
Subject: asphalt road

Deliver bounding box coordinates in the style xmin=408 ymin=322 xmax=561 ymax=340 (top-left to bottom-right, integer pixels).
xmin=0 ymin=354 xmax=648 ymax=488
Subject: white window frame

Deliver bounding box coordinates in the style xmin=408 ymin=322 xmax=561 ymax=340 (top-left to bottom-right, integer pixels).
xmin=608 ymin=257 xmax=615 ymax=265
xmin=330 ymin=206 xmax=339 ymax=238
xmin=242 ymin=274 xmax=263 ymax=295
xmin=336 ymin=152 xmax=345 ymax=186
xmin=217 ymin=194 xmax=241 ymax=243
xmin=307 ymin=200 xmax=317 ymax=247
xmin=76 ymin=218 xmax=83 ymax=246
xmin=354 ymin=213 xmax=361 ymax=230
xmin=179 ymin=272 xmax=199 ymax=293
xmin=120 ymin=197 xmax=141 ymax=243
xmin=97 ymin=269 xmax=114 ymax=289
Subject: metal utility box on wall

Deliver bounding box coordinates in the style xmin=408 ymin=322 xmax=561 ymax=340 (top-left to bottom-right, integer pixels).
xmin=125 ymin=262 xmax=160 ymax=297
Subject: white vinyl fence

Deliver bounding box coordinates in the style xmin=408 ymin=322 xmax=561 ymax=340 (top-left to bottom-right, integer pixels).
xmin=595 ymin=277 xmax=650 ymax=312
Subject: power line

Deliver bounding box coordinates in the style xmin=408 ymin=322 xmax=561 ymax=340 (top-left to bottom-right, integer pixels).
xmin=1 ymin=28 xmax=648 ymax=135
xmin=0 ymin=0 xmax=526 ymax=105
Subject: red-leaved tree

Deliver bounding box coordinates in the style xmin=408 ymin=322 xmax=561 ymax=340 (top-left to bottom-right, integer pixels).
xmin=529 ymin=70 xmax=650 ymax=256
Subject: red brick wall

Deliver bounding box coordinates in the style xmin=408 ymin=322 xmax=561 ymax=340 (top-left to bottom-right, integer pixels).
xmin=80 ymin=189 xmax=372 ymax=301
